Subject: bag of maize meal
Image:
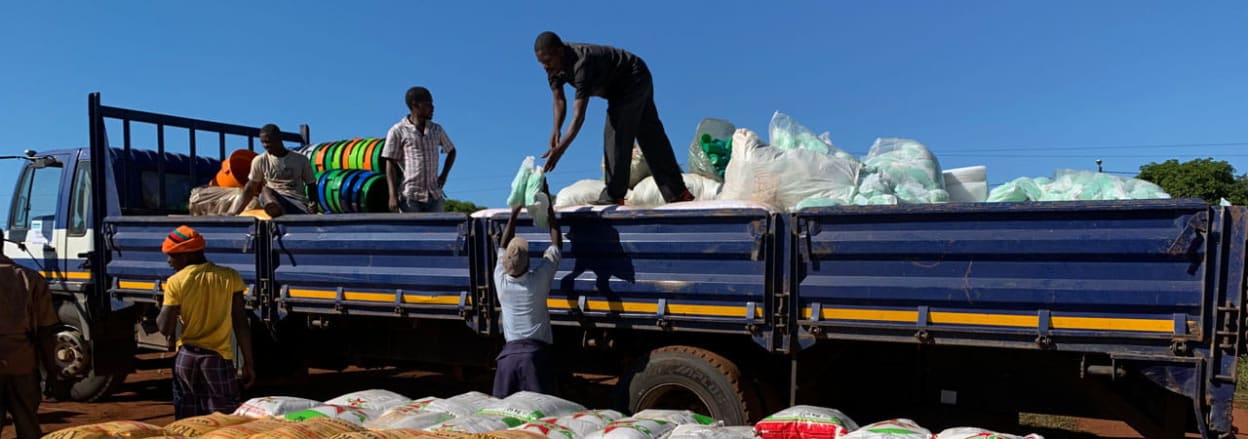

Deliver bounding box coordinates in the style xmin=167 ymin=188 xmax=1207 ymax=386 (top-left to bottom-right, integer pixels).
xmin=165 ymin=413 xmax=255 ymax=437
xmin=754 ymin=405 xmax=858 ymax=439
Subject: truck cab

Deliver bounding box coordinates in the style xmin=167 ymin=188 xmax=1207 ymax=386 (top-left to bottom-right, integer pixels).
xmin=1 ymin=93 xmax=303 ymax=401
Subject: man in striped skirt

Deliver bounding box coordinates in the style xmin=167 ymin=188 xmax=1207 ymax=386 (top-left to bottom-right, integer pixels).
xmin=157 ymin=226 xmax=255 ymax=418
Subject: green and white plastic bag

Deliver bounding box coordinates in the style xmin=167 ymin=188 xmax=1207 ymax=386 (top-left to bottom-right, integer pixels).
xmin=842 ymin=419 xmax=931 ymax=439
xmin=507 ymin=157 xmax=551 ymax=227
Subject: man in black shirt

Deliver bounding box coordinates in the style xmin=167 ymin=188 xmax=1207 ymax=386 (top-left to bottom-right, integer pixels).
xmin=535 ymin=32 xmax=693 ymax=206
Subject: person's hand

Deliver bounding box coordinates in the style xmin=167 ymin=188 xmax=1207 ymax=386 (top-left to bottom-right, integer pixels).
xmin=388 ymin=195 xmax=400 ymax=213
xmin=542 ymin=146 xmax=565 ymax=173
xmin=239 ymin=365 xmax=255 ymax=389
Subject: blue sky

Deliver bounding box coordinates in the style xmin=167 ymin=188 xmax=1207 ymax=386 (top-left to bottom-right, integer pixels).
xmin=2 ymin=1 xmax=1246 ymax=222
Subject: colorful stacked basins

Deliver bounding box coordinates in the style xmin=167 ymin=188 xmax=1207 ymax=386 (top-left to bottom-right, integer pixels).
xmin=299 ymin=138 xmax=389 ymax=213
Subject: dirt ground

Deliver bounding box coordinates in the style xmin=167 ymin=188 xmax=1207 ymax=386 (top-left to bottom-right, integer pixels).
xmin=5 ymin=357 xmax=1248 ymax=439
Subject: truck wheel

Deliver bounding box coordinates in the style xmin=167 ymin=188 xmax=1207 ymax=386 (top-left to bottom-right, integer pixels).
xmin=624 ymin=346 xmax=760 ymax=425
xmin=55 ymin=303 xmax=127 ymax=402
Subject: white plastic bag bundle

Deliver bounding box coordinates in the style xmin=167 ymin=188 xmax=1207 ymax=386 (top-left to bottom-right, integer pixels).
xmin=478 ymin=391 xmax=586 ymax=425
xmin=986 ymin=171 xmax=1169 ymax=202
xmin=283 ymin=405 xmax=376 ymax=425
xmin=935 ymin=427 xmax=1044 ymax=439
xmin=689 ymin=118 xmax=736 ymax=182
xmin=508 ymin=157 xmax=551 ymax=227
xmin=768 ymin=112 xmax=856 ymax=160
xmin=667 ymin=424 xmax=757 ymax=439
xmin=942 ymin=166 xmax=988 ymax=203
xmin=627 ymin=174 xmax=721 ymax=207
xmin=364 ymin=392 xmax=499 ymax=431
xmin=325 ymin=389 xmax=411 ymax=414
xmin=234 ymin=396 xmax=322 ymax=418
xmin=856 ymin=138 xmax=947 ymax=205
xmin=447 ymin=391 xmax=500 ymax=412
xmin=842 ymin=419 xmax=930 ymax=439
xmin=190 ymin=186 xmax=256 ymax=216
xmin=601 ymin=144 xmax=652 ymax=189
xmin=513 ymin=421 xmax=580 ymax=439
xmin=583 ymin=418 xmax=676 ymax=439
xmin=754 ymin=405 xmax=858 ymax=439
xmin=721 ymin=129 xmax=861 ymax=211
xmin=555 ymin=180 xmax=607 ymax=207
xmin=986 ymin=177 xmax=1045 ymax=202
xmin=427 ymin=415 xmax=513 ymax=434
xmin=550 ymin=410 xmax=626 ymax=437
xmin=630 ymin=410 xmax=715 ymax=426
xmin=363 ymin=409 xmax=455 ymax=431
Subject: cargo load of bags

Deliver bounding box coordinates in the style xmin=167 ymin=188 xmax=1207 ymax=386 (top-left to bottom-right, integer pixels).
xmin=45 ymin=389 xmax=1052 ymax=439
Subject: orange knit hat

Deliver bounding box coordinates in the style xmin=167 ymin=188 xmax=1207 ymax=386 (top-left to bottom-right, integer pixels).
xmin=162 ymin=225 xmax=206 ymax=254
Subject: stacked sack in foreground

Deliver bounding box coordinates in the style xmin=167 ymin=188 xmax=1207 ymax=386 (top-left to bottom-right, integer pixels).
xmin=44 ymin=390 xmax=1050 ymax=439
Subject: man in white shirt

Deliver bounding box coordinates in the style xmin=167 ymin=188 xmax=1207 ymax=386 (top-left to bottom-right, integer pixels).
xmin=492 ymin=200 xmax=561 ymax=398
xmin=382 ymin=87 xmax=457 ymax=213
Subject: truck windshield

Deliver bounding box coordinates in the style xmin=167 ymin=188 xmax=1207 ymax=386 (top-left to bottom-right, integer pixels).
xmin=8 ymin=163 xmax=64 ymax=243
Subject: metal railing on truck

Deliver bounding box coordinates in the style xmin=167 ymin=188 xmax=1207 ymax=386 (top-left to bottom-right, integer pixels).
xmin=788 ymin=200 xmax=1248 ymax=437
xmin=476 ymin=206 xmax=787 ymax=352
xmin=87 ymin=92 xmax=309 ymax=317
xmin=266 ymin=213 xmax=478 ymax=326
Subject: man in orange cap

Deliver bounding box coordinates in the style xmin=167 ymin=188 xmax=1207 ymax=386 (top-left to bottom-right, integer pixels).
xmin=156 ymin=226 xmax=255 ymax=419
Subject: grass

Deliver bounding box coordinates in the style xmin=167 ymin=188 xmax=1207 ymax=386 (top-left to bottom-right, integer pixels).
xmin=1236 ymin=354 xmax=1248 ymax=408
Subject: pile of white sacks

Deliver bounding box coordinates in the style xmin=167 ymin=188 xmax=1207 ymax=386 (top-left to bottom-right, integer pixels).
xmin=214 ymin=390 xmax=1045 ymax=439
xmin=553 ymin=112 xmax=1167 ymax=212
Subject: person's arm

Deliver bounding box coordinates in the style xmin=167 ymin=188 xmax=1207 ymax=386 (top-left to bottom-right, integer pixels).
xmin=543 ymin=97 xmax=588 ymax=173
xmin=302 ymin=160 xmax=318 ymax=214
xmin=438 ymin=129 xmax=456 ymax=189
xmin=500 ymin=204 xmax=523 ymax=249
xmin=231 ymin=291 xmax=255 ymax=388
xmin=157 ymin=276 xmax=181 ymax=338
xmin=233 ymin=159 xmax=266 ymax=215
xmin=28 ymin=274 xmax=60 ymax=378
xmin=157 ymin=305 xmax=180 ymax=338
xmin=546 ymin=187 xmax=561 ymax=249
xmin=549 ymin=87 xmax=567 ymax=151
xmin=383 ymin=128 xmax=404 ymax=212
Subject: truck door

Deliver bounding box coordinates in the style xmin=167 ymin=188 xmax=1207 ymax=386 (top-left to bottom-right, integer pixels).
xmin=4 ymin=158 xmax=67 ymax=282
xmin=62 ymin=155 xmax=93 ymax=288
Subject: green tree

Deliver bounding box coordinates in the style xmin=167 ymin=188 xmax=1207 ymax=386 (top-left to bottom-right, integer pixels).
xmin=444 ymin=199 xmax=486 ymax=213
xmin=1137 ymin=158 xmax=1248 ymax=205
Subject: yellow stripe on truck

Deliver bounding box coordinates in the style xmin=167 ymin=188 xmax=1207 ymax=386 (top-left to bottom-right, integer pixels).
xmin=547 ymin=298 xmax=763 ymax=318
xmin=42 ymin=271 xmax=91 ymax=280
xmin=286 ymin=288 xmax=464 ymax=305
xmin=803 ymin=306 xmax=1182 ymax=333
xmin=117 ymin=281 xmax=250 ymax=296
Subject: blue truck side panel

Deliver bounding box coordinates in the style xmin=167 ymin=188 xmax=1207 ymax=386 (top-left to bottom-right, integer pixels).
xmin=481 ymin=207 xmax=777 ymax=346
xmin=793 ymin=200 xmax=1211 ymax=355
xmin=268 ymin=213 xmax=475 ymax=323
xmin=105 ymin=217 xmax=262 ymax=308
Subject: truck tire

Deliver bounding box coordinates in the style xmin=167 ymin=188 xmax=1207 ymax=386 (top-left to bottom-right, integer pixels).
xmin=624 ymin=346 xmax=760 ymax=425
xmin=55 ymin=303 xmax=127 ymax=402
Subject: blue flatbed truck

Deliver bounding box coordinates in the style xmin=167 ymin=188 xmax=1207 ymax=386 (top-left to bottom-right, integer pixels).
xmin=3 ymin=93 xmax=1245 ymax=437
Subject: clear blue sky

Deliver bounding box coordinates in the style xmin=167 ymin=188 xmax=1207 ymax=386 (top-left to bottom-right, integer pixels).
xmin=2 ymin=1 xmax=1246 ymax=222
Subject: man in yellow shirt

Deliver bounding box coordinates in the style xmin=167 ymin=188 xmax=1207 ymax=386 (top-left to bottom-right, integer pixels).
xmin=156 ymin=226 xmax=255 ymax=419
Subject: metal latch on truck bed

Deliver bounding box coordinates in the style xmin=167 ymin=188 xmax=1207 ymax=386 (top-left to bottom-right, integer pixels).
xmin=1166 ymin=212 xmax=1207 ymax=256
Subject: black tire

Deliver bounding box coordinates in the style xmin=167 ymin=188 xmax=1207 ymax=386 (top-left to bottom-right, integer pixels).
xmin=55 ymin=302 xmax=127 ymax=402
xmin=624 ymin=346 xmax=760 ymax=425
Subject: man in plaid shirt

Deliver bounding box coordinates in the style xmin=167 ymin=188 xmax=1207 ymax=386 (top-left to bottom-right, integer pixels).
xmin=383 ymin=86 xmax=458 ymax=213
